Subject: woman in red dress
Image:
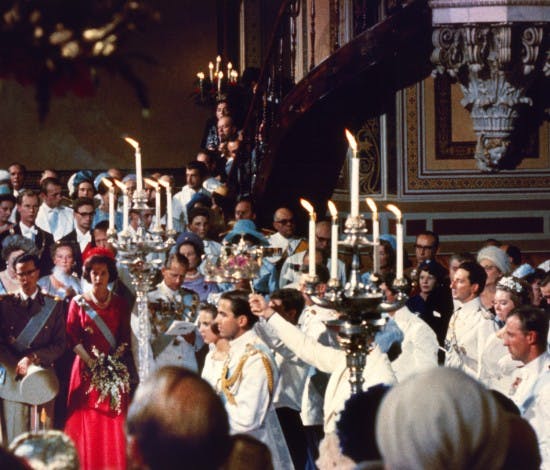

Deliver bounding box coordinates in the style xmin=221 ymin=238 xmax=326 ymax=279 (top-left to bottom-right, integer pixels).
xmin=64 ymin=247 xmax=134 ymax=470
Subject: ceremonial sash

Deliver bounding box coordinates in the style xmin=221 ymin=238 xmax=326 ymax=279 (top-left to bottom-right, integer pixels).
xmin=75 ymin=295 xmax=116 ymax=349
xmin=519 ymin=367 xmax=550 ymax=415
xmin=12 ymin=296 xmax=57 ymax=353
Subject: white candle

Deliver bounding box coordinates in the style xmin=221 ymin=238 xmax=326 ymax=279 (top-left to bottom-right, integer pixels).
xmin=114 ymin=180 xmax=129 ymax=231
xmin=158 ymin=180 xmax=172 ymax=231
xmin=217 ymin=71 xmax=223 ymax=95
xmin=103 ymin=178 xmax=115 ymax=231
xmin=227 ymin=62 xmax=232 ymax=77
xmin=387 ymin=204 xmax=403 ymax=279
xmin=145 ymin=178 xmax=161 ymax=229
xmin=230 ymin=70 xmax=238 ymax=83
xmin=300 ymin=198 xmax=316 ymax=277
xmin=208 ymin=62 xmax=214 ymax=82
xmin=327 ymin=200 xmax=338 ymax=280
xmin=197 ymin=72 xmax=204 ymax=98
xmin=366 ymin=198 xmax=380 ymax=273
xmin=345 ymin=129 xmax=359 ymax=217
xmin=215 ymin=55 xmax=221 ymax=73
xmin=124 ymin=137 xmax=142 ymax=192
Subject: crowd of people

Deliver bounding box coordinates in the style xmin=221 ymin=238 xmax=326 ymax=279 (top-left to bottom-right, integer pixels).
xmin=0 ymin=154 xmax=548 ymax=470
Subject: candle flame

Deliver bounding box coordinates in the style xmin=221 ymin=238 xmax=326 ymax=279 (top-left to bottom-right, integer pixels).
xmin=227 ymin=62 xmax=232 ymax=69
xmin=386 ymin=204 xmax=402 ymax=219
xmin=300 ymin=198 xmax=315 ymax=215
xmin=345 ymin=129 xmax=357 ymax=152
xmin=144 ymin=177 xmax=159 ymax=189
xmin=113 ymin=179 xmax=126 ymax=191
xmin=197 ymin=72 xmax=204 ymax=80
xmin=40 ymin=408 xmax=47 ymax=424
xmin=366 ymin=197 xmax=377 ymax=215
xmin=218 ymin=71 xmax=223 ymax=79
xmin=327 ymin=200 xmax=337 ymax=218
xmin=208 ymin=62 xmax=214 ymax=69
xmin=216 ymin=55 xmax=221 ymax=62
xmin=101 ymin=177 xmax=113 ymax=188
xmin=157 ymin=179 xmax=171 ymax=189
xmin=124 ymin=136 xmax=139 ymax=150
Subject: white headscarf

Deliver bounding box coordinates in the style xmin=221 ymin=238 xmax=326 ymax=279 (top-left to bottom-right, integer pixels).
xmin=375 ymin=367 xmax=508 ymax=470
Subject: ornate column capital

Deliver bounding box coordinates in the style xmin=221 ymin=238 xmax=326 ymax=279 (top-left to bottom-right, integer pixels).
xmin=431 ymin=21 xmax=549 ymax=171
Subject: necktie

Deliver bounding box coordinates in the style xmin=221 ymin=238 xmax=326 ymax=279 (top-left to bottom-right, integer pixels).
xmin=48 ymin=209 xmax=59 ymax=235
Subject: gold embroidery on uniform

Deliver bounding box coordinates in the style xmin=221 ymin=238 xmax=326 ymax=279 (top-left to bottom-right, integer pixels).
xmin=220 ymin=344 xmax=274 ymax=406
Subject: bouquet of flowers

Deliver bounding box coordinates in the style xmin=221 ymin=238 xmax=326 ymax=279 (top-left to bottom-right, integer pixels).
xmin=86 ymin=343 xmax=130 ymax=415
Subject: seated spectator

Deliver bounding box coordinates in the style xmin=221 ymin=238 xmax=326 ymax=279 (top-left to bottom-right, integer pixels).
xmin=127 ymin=366 xmax=232 ymax=470
xmin=375 ymin=367 xmax=509 ymax=470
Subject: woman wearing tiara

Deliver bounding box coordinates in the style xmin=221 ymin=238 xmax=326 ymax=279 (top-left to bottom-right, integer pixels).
xmin=477 ymin=275 xmax=530 ymax=395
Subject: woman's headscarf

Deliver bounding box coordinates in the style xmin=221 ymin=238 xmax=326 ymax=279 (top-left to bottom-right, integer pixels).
xmin=376 ymin=367 xmax=508 ymax=470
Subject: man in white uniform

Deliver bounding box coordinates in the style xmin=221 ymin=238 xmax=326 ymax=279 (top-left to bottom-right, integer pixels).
xmin=215 ymin=290 xmax=293 ymax=469
xmin=504 ymin=306 xmax=549 ymax=467
xmin=445 ymin=261 xmax=496 ymax=377
xmin=132 ymin=252 xmax=202 ymax=373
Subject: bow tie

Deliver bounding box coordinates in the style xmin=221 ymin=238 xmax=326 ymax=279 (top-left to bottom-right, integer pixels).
xmin=21 ymin=225 xmax=38 ymax=237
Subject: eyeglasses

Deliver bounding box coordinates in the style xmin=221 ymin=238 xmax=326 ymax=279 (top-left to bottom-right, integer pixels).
xmin=76 ymin=211 xmax=95 ymax=217
xmin=274 ymin=218 xmax=294 ymax=225
xmin=414 ymin=244 xmax=434 ymax=251
xmin=15 ymin=268 xmax=38 ymax=278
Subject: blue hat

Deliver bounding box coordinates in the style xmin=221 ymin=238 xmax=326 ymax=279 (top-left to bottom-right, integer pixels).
xmin=379 ymin=234 xmax=397 ymax=252
xmin=122 ymin=173 xmax=137 ymax=183
xmin=223 ymin=219 xmax=269 ymax=246
xmin=94 ymin=172 xmax=110 ymax=191
xmin=0 ymin=184 xmax=11 ymax=195
xmin=175 ymin=231 xmax=205 ymax=257
xmin=512 ymin=263 xmax=535 ymax=279
xmin=74 ymin=170 xmax=94 ymax=187
xmin=186 ymin=192 xmax=212 ymax=214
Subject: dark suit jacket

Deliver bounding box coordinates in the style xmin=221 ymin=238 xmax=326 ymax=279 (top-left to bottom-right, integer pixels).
xmin=0 ymin=224 xmax=55 ymax=276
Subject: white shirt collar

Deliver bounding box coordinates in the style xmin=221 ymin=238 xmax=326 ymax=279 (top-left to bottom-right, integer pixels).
xmin=18 ymin=288 xmax=39 ymax=301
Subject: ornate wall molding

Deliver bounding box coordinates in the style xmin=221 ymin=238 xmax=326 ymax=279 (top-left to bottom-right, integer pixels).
xmin=431 ymin=24 xmax=549 ymax=171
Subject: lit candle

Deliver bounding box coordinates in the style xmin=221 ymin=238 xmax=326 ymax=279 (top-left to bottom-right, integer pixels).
xmin=327 ymin=200 xmax=339 ymax=280
xmin=215 ymin=55 xmax=221 ymax=73
xmin=387 ymin=204 xmax=403 ymax=279
xmin=345 ymin=129 xmax=359 ymax=217
xmin=217 ymin=71 xmax=223 ymax=95
xmin=124 ymin=137 xmax=142 ymax=192
xmin=300 ymin=198 xmax=316 ymax=277
xmin=114 ymin=180 xmax=129 ymax=231
xmin=145 ymin=178 xmax=161 ymax=229
xmin=227 ymin=61 xmax=232 ymax=78
xmin=208 ymin=62 xmax=214 ymax=82
xmin=197 ymin=72 xmax=204 ymax=99
xmin=102 ymin=178 xmax=115 ymax=231
xmin=158 ymin=179 xmax=173 ymax=231
xmin=230 ymin=70 xmax=238 ymax=83
xmin=366 ymin=198 xmax=380 ymax=274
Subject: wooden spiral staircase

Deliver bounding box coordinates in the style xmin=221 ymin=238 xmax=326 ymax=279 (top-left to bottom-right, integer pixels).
xmin=231 ymin=0 xmax=434 ymax=227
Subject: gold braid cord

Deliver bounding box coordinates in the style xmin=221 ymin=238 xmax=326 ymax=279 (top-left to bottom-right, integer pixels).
xmin=220 ymin=344 xmax=274 ymax=406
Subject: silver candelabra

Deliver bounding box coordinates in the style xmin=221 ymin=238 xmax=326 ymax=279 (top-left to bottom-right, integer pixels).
xmin=306 ymin=214 xmax=408 ymax=395
xmin=108 ymin=189 xmax=176 ymax=381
